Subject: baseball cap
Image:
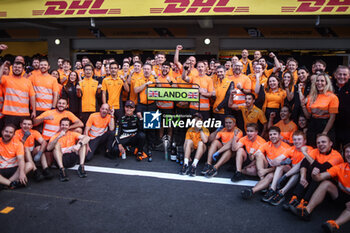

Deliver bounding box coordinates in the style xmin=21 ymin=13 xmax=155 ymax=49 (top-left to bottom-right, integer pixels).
xmin=125 ymin=100 xmax=135 ymax=108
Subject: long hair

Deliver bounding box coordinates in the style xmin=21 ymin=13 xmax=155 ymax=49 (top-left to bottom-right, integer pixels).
xmin=308 ymin=72 xmax=334 ymax=105
xmin=282 ymin=71 xmax=294 ymax=92
xmin=64 ymin=71 xmax=79 ymax=91
xmin=264 ymin=75 xmax=282 ymax=92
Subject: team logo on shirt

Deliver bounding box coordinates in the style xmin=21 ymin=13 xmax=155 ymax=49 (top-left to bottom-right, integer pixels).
xmin=144 ymin=110 xmax=162 ymax=129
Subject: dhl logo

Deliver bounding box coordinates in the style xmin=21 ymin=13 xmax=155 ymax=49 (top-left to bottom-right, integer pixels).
xmin=32 ymin=0 xmax=120 ymax=16
xmin=150 ymin=0 xmax=249 ymax=14
xmin=282 ymin=0 xmax=350 ymax=13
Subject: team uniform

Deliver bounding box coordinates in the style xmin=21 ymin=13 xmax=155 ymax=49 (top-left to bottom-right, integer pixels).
xmin=79 ymin=77 xmax=99 ymax=124
xmin=185 ymin=127 xmax=210 ymax=150
xmin=0 ymin=137 xmax=24 ymax=178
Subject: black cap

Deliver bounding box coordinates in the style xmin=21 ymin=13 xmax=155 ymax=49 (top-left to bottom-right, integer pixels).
xmin=125 ymin=100 xmax=135 ymax=108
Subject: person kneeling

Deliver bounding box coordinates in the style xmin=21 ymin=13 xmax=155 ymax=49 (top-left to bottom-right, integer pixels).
xmin=47 ymin=118 xmax=90 ymax=182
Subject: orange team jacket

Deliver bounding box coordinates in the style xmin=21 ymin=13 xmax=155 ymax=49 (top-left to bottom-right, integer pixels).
xmin=86 ymin=112 xmax=112 ymax=139
xmin=49 ymin=131 xmax=81 ymax=154
xmin=240 ymin=58 xmax=251 ymax=74
xmin=36 ymin=110 xmax=79 ymax=140
xmin=30 ymin=73 xmax=59 ymax=111
xmin=0 ymin=137 xmax=24 ymax=169
xmin=258 ymin=141 xmax=291 ymax=165
xmin=1 ymin=74 xmax=35 ymax=116
xmin=14 ymin=129 xmax=43 ymax=152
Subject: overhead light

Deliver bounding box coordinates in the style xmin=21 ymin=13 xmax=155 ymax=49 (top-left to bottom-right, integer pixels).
xmin=54 ymin=39 xmax=60 ymax=45
xmin=90 ymin=17 xmax=96 ymax=28
xmin=204 ymin=38 xmax=211 ymax=45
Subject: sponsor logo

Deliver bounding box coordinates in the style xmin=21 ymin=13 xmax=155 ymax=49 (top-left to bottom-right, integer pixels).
xmin=282 ymin=0 xmax=350 ymax=13
xmin=143 ymin=110 xmax=162 ymax=129
xmin=35 ymin=0 xmax=120 ymax=16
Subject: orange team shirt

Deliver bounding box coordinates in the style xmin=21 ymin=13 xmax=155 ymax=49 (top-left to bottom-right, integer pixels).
xmin=284 ymin=146 xmax=313 ymax=165
xmin=1 ymin=74 xmax=35 ymax=116
xmin=182 ymin=67 xmax=199 ymax=78
xmin=240 ymin=58 xmax=251 ymax=74
xmin=130 ymin=72 xmax=144 ymax=104
xmin=156 ymin=75 xmax=177 ymax=109
xmin=49 ymin=131 xmax=81 ymax=154
xmin=60 ymin=71 xmax=70 ymax=86
xmin=0 ymin=137 xmax=24 ymax=168
xmin=228 ymin=73 xmax=251 ymax=106
xmin=30 ymin=73 xmax=59 ymax=111
xmin=189 ymin=75 xmax=214 ymax=111
xmin=258 ymin=141 xmax=290 ymax=165
xmin=86 ymin=112 xmax=111 ymax=139
xmin=274 ymin=120 xmax=298 ymax=144
xmin=248 ymin=73 xmax=268 ymax=98
xmin=217 ymin=127 xmax=243 ymax=144
xmin=31 ymin=69 xmax=41 ymax=76
xmin=239 ymin=105 xmax=267 ymax=130
xmin=36 ymin=110 xmax=79 ymax=140
xmin=213 ymin=78 xmax=233 ymax=114
xmin=14 ymin=129 xmax=43 ymax=151
xmin=327 ymin=162 xmax=350 ymax=194
xmin=238 ymin=135 xmax=266 ymax=155
xmin=264 ymin=88 xmax=286 ymax=109
xmin=101 ymin=77 xmax=125 ymax=110
xmin=79 ymin=77 xmax=98 ymax=112
xmin=185 ymin=127 xmax=210 ymax=149
xmin=134 ymin=76 xmax=157 ymax=105
xmin=309 ymin=148 xmax=344 ymax=166
xmin=306 ymin=92 xmax=339 ymax=119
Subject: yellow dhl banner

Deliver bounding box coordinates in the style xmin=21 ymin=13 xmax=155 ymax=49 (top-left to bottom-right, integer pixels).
xmin=0 ymin=0 xmax=349 ymax=18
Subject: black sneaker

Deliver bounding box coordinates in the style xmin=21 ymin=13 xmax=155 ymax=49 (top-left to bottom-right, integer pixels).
xmin=179 ymin=164 xmax=189 ymax=175
xmin=322 ymin=220 xmax=339 ymax=233
xmin=290 ymin=204 xmax=311 ymax=221
xmin=269 ymin=192 xmax=285 ymax=206
xmin=205 ymin=166 xmax=217 ymax=178
xmin=261 ymin=189 xmax=276 ymax=202
xmin=241 ymin=188 xmax=253 ymax=200
xmin=231 ymin=171 xmax=244 ymax=182
xmin=59 ymin=168 xmax=69 ymax=182
xmin=283 ymin=195 xmax=299 ymax=211
xmin=33 ymin=169 xmax=44 ymax=182
xmin=42 ymin=167 xmax=54 ymax=180
xmin=188 ymin=165 xmax=197 ymax=177
xmin=77 ymin=165 xmax=87 ymax=178
xmin=201 ymin=163 xmax=212 ymax=175
xmin=9 ymin=181 xmax=25 ymax=189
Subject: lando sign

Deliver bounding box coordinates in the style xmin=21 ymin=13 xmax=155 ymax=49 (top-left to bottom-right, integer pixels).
xmin=147 ymin=87 xmax=199 ymax=102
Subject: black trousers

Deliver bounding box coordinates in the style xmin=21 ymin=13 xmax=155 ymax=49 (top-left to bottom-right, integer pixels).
xmin=86 ymin=131 xmax=114 ymax=161
xmin=112 ymin=132 xmax=146 ymax=156
xmin=293 ymin=159 xmax=332 ymax=202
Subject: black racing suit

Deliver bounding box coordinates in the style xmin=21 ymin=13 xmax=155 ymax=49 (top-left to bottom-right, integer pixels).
xmin=112 ymin=114 xmax=146 ymax=155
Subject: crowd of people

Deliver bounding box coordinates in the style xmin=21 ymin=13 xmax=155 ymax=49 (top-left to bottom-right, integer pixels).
xmin=0 ymin=43 xmax=349 ymax=232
